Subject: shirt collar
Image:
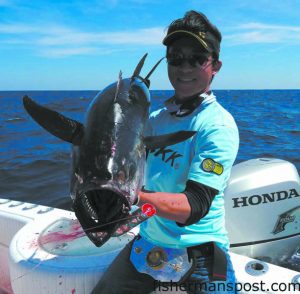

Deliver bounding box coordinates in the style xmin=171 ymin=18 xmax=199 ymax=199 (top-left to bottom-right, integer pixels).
xmin=164 ymin=91 xmax=216 ymax=117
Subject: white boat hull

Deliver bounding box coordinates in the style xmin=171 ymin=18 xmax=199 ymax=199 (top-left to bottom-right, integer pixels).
xmin=1 ymin=158 xmax=299 ymax=293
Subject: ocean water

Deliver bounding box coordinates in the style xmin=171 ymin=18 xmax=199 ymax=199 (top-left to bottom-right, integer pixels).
xmin=0 ymin=90 xmax=299 ymax=210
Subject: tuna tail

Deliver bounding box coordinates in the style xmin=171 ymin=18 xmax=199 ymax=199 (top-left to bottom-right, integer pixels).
xmin=23 ymin=95 xmax=84 ymax=145
xmin=143 ymin=131 xmax=197 ymax=150
xmin=132 ymin=54 xmax=164 ymax=88
xmin=144 ymin=57 xmax=165 ymax=88
xmin=132 ymin=53 xmax=148 ymax=78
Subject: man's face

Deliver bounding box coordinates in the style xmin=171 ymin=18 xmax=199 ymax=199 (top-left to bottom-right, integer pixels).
xmin=167 ymin=37 xmax=221 ymax=101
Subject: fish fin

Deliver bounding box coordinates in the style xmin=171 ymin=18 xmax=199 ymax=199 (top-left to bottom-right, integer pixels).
xmin=114 ymin=70 xmax=123 ymax=102
xmin=143 ymin=131 xmax=196 ymax=150
xmin=23 ymin=95 xmax=84 ymax=145
xmin=132 ymin=53 xmax=148 ymax=78
xmin=144 ymin=57 xmax=165 ymax=87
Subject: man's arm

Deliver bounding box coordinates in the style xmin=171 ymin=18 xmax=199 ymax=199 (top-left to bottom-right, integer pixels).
xmin=138 ymin=190 xmax=191 ymax=224
xmin=137 ymin=180 xmax=218 ymax=225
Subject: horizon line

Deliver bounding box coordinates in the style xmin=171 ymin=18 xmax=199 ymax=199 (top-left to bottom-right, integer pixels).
xmin=1 ymin=88 xmax=300 ymax=92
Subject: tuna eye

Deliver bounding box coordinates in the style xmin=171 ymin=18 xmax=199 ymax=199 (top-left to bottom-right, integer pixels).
xmin=128 ymin=91 xmax=138 ymax=104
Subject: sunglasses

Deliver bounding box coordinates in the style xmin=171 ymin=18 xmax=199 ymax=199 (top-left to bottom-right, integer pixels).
xmin=166 ymin=53 xmax=211 ymax=67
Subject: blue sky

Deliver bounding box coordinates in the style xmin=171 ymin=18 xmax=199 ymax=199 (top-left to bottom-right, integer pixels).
xmin=1 ymin=0 xmax=300 ymax=90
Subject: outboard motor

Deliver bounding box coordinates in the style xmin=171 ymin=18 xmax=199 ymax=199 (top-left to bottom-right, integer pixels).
xmin=224 ymin=158 xmax=300 ymax=271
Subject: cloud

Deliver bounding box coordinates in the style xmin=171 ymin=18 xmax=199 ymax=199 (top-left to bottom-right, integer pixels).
xmin=238 ymin=22 xmax=300 ymax=32
xmin=39 ymin=46 xmax=125 ymax=58
xmin=0 ymin=23 xmax=73 ymax=35
xmin=0 ymin=22 xmax=164 ymax=57
xmin=0 ymin=0 xmax=13 ymax=6
xmin=224 ymin=22 xmax=300 ymax=46
xmin=37 ymin=27 xmax=164 ymax=46
xmin=39 ymin=47 xmax=97 ymax=58
xmin=0 ymin=24 xmax=43 ymax=34
xmin=2 ymin=20 xmax=300 ymax=55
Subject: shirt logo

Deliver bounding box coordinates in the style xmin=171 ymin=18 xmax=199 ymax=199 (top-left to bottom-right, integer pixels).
xmin=148 ymin=147 xmax=182 ymax=167
xmin=201 ymin=158 xmax=223 ymax=175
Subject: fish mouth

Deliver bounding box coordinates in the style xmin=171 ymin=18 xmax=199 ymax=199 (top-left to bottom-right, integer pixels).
xmin=72 ymin=187 xmax=130 ymax=246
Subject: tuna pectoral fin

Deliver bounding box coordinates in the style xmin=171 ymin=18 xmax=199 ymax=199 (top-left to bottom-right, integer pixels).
xmin=143 ymin=131 xmax=196 ymax=149
xmin=23 ymin=95 xmax=84 ymax=145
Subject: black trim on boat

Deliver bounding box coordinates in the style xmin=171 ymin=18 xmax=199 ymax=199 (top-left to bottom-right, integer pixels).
xmin=230 ymin=232 xmax=300 ymax=248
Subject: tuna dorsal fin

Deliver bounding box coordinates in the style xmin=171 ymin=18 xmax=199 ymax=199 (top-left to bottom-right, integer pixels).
xmin=132 ymin=53 xmax=148 ymax=77
xmin=114 ymin=70 xmax=123 ymax=102
xmin=23 ymin=95 xmax=84 ymax=145
xmin=143 ymin=131 xmax=196 ymax=150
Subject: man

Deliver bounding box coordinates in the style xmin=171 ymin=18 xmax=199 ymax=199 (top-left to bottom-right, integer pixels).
xmin=92 ymin=10 xmax=239 ymax=294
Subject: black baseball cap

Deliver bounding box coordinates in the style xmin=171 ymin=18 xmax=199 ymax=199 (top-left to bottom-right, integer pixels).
xmin=162 ymin=11 xmax=222 ymax=59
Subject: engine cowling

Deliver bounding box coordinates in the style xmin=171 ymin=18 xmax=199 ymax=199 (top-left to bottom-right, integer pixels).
xmin=225 ymin=158 xmax=300 ymax=269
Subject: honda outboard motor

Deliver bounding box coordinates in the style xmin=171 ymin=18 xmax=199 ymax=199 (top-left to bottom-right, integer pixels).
xmin=224 ymin=158 xmax=300 ymax=271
